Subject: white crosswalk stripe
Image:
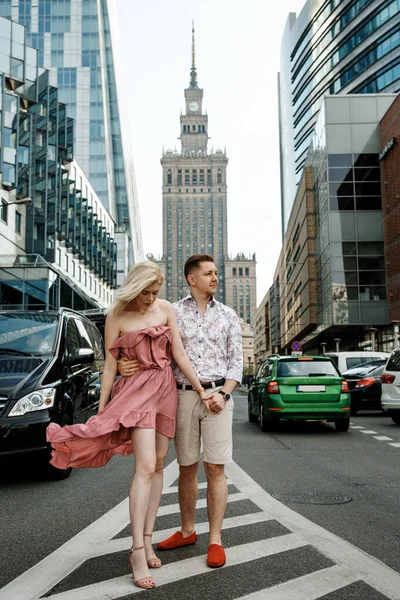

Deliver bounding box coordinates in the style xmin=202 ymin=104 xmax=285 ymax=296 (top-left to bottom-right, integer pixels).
xmin=1 ymin=459 xmax=400 ymax=600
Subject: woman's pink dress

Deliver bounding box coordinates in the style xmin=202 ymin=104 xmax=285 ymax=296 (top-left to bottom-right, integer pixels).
xmin=46 ymin=326 xmax=178 ymax=469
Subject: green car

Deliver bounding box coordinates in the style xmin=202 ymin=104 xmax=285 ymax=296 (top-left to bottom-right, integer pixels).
xmin=248 ymin=355 xmax=350 ymax=432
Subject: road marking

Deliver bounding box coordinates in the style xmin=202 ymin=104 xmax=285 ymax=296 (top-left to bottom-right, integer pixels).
xmin=45 ymin=536 xmax=307 ymax=600
xmin=156 ymin=491 xmax=246 ymax=517
xmin=373 ymin=436 xmax=393 ymax=441
xmin=238 ymin=565 xmax=359 ymax=599
xmin=388 ymin=442 xmax=400 ymax=448
xmin=2 ymin=460 xmax=400 ymax=600
xmin=0 ymin=462 xmax=178 ymax=600
xmin=350 ymin=425 xmax=365 ymax=429
xmin=91 ymin=511 xmax=274 ymax=557
xmin=360 ymin=430 xmax=378 ymax=434
xmin=225 ymin=461 xmax=400 ymax=600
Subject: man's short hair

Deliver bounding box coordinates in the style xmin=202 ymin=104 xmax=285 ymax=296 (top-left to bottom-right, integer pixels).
xmin=184 ymin=254 xmax=215 ymax=282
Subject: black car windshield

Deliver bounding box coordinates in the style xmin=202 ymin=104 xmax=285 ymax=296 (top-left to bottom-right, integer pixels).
xmin=277 ymin=360 xmax=339 ymax=378
xmin=386 ymin=350 xmax=400 ymax=372
xmin=0 ymin=313 xmax=58 ymax=356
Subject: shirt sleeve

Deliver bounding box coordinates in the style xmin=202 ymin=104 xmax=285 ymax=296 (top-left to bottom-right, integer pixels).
xmin=226 ymin=312 xmax=243 ymax=383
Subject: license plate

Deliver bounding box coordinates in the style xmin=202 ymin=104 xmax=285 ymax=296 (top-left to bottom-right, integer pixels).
xmin=296 ymin=385 xmax=326 ymax=392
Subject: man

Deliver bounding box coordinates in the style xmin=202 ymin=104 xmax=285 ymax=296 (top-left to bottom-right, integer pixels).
xmin=119 ymin=254 xmax=243 ymax=568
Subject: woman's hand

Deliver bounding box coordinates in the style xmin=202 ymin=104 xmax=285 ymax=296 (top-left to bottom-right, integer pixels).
xmin=199 ymin=390 xmax=212 ymax=412
xmin=118 ymin=357 xmax=140 ymax=377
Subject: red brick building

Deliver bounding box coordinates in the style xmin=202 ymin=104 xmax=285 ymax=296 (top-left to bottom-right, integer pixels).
xmin=379 ymin=95 xmax=400 ymax=322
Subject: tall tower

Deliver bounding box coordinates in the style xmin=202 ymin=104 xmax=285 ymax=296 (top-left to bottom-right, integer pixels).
xmin=0 ymin=0 xmax=144 ymax=267
xmin=161 ymin=24 xmax=228 ymax=302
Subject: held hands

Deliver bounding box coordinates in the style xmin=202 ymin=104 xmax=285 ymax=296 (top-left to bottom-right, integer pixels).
xmin=118 ymin=356 xmax=140 ymax=377
xmin=199 ymin=390 xmax=225 ymax=413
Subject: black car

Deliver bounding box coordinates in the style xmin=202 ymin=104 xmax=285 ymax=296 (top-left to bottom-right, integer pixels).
xmin=342 ymin=361 xmax=386 ymax=415
xmin=0 ymin=308 xmax=104 ymax=478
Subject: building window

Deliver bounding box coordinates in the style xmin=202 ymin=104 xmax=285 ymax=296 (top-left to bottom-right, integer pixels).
xmin=185 ymin=170 xmax=190 ymax=185
xmin=233 ymin=267 xmax=237 ymax=276
xmin=167 ymin=169 xmax=172 ymax=185
xmin=200 ymin=169 xmax=204 ymax=185
xmin=217 ymin=168 xmax=222 ymax=184
xmin=207 ymin=169 xmax=212 ymax=185
xmin=192 ymin=169 xmax=197 ymax=185
xmin=245 ymin=267 xmax=249 ymax=276
xmin=1 ymin=201 xmax=8 ymax=224
xmin=15 ymin=210 xmax=21 ymax=234
xmin=178 ymin=169 xmax=182 ymax=185
xmin=239 ymin=267 xmax=243 ymax=276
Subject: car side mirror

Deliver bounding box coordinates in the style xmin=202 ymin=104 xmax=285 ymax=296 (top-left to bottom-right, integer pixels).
xmin=67 ymin=348 xmax=95 ymax=365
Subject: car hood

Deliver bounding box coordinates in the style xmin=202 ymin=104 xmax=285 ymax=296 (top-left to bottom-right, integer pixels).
xmin=0 ymin=356 xmax=51 ymax=399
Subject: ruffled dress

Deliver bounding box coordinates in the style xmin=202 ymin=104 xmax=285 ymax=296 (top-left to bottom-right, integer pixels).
xmin=46 ymin=326 xmax=178 ymax=469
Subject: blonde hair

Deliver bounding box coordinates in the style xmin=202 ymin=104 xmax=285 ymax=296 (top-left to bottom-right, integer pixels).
xmin=108 ymin=261 xmax=163 ymax=317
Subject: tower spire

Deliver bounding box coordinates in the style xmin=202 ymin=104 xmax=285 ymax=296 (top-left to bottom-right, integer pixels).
xmin=190 ymin=20 xmax=198 ymax=88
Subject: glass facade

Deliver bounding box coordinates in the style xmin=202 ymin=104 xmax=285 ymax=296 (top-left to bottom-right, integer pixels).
xmin=279 ymin=0 xmax=400 ymax=234
xmin=0 ymin=15 xmax=117 ymax=309
xmin=0 ymin=0 xmax=141 ymax=263
xmin=309 ymin=95 xmax=395 ymax=331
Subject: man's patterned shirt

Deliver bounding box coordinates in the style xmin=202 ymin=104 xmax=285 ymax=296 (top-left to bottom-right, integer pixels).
xmin=172 ymin=294 xmax=243 ymax=385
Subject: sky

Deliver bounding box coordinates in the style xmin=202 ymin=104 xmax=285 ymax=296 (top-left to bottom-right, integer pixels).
xmin=114 ymin=0 xmax=306 ymax=303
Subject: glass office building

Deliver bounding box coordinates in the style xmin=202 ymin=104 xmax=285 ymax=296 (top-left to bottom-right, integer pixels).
xmin=0 ymin=0 xmax=143 ymax=265
xmin=279 ymin=0 xmax=400 ymax=234
xmin=308 ymin=94 xmax=395 ymax=345
xmin=0 ymin=16 xmax=117 ymax=310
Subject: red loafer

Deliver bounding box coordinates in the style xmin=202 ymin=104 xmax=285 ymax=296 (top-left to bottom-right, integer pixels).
xmin=156 ymin=530 xmax=197 ymax=551
xmin=207 ymin=544 xmax=226 ymax=568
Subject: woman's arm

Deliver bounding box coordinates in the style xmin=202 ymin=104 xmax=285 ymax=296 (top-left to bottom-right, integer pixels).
xmin=98 ymin=313 xmax=120 ymax=412
xmin=164 ymin=302 xmax=209 ymax=405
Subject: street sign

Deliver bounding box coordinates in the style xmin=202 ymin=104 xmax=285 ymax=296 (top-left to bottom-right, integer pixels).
xmin=291 ymin=350 xmax=303 ymax=356
xmin=291 ymin=341 xmax=302 ymax=352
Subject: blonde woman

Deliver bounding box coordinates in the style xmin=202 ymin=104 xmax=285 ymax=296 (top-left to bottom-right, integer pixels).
xmin=47 ymin=261 xmax=209 ymax=590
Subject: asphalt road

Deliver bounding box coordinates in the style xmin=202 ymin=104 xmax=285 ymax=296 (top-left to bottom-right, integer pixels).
xmin=1 ymin=389 xmax=400 ymax=599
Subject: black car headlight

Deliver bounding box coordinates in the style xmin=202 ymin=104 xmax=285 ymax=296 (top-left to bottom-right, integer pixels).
xmin=8 ymin=388 xmax=56 ymax=417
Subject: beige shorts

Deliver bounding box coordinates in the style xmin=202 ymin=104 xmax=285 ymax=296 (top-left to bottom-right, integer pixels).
xmin=174 ymin=387 xmax=233 ymax=466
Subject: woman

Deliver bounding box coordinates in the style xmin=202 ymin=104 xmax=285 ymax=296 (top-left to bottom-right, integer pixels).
xmin=47 ymin=261 xmax=208 ymax=590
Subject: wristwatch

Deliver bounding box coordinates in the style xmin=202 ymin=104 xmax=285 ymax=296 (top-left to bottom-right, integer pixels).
xmin=218 ymin=390 xmax=231 ymax=401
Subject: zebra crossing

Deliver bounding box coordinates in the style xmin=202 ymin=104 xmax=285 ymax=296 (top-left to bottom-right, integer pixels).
xmin=1 ymin=460 xmax=400 ymax=600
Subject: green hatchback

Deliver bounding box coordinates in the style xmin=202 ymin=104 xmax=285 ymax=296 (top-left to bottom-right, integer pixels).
xmin=248 ymin=355 xmax=350 ymax=432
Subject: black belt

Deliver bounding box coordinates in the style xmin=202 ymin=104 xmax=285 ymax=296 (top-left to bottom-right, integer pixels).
xmin=177 ymin=378 xmax=225 ymax=391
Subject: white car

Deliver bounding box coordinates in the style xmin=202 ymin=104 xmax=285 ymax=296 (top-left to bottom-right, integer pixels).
xmin=381 ymin=349 xmax=400 ymax=425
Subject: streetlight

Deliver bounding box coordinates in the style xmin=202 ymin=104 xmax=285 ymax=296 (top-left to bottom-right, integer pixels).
xmin=392 ymin=321 xmax=399 ymax=349
xmin=369 ymin=327 xmax=378 ymax=352
xmin=334 ymin=338 xmax=341 ymax=352
xmin=320 ymin=342 xmax=327 ymax=355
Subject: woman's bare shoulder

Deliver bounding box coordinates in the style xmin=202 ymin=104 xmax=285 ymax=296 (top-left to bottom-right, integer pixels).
xmin=157 ymin=299 xmax=173 ymax=313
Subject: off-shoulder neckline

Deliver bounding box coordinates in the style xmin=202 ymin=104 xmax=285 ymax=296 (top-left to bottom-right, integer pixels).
xmin=116 ymin=325 xmax=170 ymax=341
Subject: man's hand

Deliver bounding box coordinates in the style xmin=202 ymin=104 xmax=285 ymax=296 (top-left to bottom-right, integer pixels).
xmin=204 ymin=391 xmax=226 ymax=414
xmin=118 ymin=356 xmax=140 ymax=377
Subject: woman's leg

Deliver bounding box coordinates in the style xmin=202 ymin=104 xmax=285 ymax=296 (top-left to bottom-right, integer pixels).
xmin=129 ymin=427 xmax=156 ymax=585
xmin=143 ymin=432 xmax=170 ymax=564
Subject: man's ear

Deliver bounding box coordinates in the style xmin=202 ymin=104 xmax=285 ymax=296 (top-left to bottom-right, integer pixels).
xmin=187 ymin=273 xmax=196 ymax=287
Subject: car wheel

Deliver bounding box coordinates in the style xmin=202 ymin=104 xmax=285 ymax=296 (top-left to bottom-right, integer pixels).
xmin=259 ymin=404 xmax=271 ymax=432
xmin=390 ymin=413 xmax=400 ymax=425
xmin=45 ymin=414 xmax=73 ymax=480
xmin=248 ymin=400 xmax=258 ymax=423
xmin=335 ymin=418 xmax=350 ymax=432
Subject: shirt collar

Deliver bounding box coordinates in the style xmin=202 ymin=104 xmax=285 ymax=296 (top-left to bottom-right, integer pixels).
xmin=183 ymin=293 xmax=216 ymax=306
